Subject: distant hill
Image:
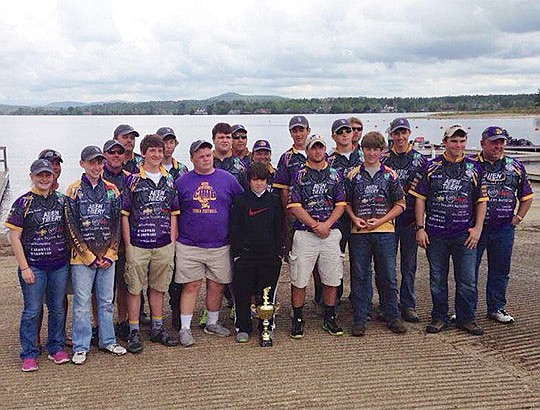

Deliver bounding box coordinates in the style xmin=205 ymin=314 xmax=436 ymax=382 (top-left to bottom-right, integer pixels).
xmin=207 ymin=92 xmax=287 ymax=102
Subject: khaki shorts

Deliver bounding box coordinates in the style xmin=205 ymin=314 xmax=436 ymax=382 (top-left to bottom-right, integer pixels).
xmin=289 ymin=229 xmax=344 ymax=288
xmin=124 ymin=242 xmax=174 ymax=294
xmin=174 ymin=242 xmax=232 ymax=284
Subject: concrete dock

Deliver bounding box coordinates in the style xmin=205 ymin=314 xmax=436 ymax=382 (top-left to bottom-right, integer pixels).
xmin=0 ymin=146 xmax=8 ymax=204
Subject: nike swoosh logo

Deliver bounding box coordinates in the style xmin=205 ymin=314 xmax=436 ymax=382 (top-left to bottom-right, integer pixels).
xmin=248 ymin=207 xmax=269 ymax=217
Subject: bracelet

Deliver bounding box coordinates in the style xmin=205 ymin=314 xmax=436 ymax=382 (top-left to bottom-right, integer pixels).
xmin=311 ymin=222 xmax=319 ymax=230
xmin=20 ymin=266 xmax=30 ymax=272
xmin=515 ymin=214 xmax=523 ymax=222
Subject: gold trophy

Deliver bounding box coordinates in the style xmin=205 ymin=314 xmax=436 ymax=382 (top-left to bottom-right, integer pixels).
xmin=251 ymin=286 xmax=280 ymax=347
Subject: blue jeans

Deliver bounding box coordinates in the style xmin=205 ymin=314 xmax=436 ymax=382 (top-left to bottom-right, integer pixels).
xmin=349 ymin=233 xmax=399 ymax=325
xmin=427 ymin=234 xmax=477 ymax=324
xmin=18 ymin=265 xmax=69 ymax=359
xmin=395 ymin=223 xmax=418 ymax=310
xmin=475 ymin=224 xmax=515 ymax=314
xmin=72 ymin=263 xmax=116 ymax=352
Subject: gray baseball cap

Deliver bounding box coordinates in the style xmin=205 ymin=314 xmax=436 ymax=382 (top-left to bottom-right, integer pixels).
xmin=231 ymin=124 xmax=247 ymax=134
xmin=103 ymin=139 xmax=125 ymax=152
xmin=114 ymin=124 xmax=139 ymax=138
xmin=81 ymin=146 xmax=106 ymax=161
xmin=38 ymin=149 xmax=63 ymax=163
xmin=156 ymin=127 xmax=176 ymax=140
xmin=389 ymin=118 xmax=411 ymax=134
xmin=189 ymin=140 xmax=213 ymax=155
xmin=288 ymin=115 xmax=309 ymax=130
xmin=30 ymin=159 xmax=54 ymax=175
xmin=331 ymin=119 xmax=351 ymax=134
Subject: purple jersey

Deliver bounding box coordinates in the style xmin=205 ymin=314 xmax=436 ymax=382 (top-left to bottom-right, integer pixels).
xmin=122 ymin=167 xmax=180 ymax=249
xmin=381 ymin=145 xmax=427 ymax=226
xmin=409 ymin=154 xmax=488 ymax=239
xmin=273 ymin=147 xmax=306 ymax=189
xmin=287 ymin=162 xmax=346 ymax=231
xmin=346 ymin=163 xmax=406 ymax=233
xmin=176 ymin=168 xmax=243 ymax=248
xmin=4 ymin=190 xmax=69 ymax=270
xmin=472 ymin=152 xmax=534 ymax=228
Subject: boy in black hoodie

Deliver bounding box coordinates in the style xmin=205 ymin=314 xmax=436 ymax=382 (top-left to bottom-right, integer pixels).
xmin=230 ymin=162 xmax=283 ymax=346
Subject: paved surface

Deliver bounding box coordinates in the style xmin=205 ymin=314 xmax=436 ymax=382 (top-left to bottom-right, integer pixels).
xmin=1 ymin=204 xmax=540 ymax=409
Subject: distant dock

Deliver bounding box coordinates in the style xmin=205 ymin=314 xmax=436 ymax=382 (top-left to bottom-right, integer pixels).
xmin=0 ymin=146 xmax=9 ymax=203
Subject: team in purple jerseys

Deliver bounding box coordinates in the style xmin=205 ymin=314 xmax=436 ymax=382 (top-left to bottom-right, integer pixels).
xmin=5 ymin=116 xmax=533 ymax=372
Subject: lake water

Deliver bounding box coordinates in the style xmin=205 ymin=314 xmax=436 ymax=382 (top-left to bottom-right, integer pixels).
xmin=1 ymin=113 xmax=540 ymax=225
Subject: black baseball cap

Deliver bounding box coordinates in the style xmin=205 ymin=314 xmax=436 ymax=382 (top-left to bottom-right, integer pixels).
xmin=30 ymin=159 xmax=54 ymax=174
xmin=81 ymin=146 xmax=106 ymax=161
xmin=114 ymin=124 xmax=139 ymax=138
xmin=38 ymin=149 xmax=63 ymax=163
xmin=189 ymin=140 xmax=213 ymax=155
xmin=156 ymin=127 xmax=177 ymax=140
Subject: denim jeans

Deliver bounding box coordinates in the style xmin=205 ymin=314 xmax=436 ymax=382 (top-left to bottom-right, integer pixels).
xmin=475 ymin=223 xmax=515 ymax=314
xmin=18 ymin=264 xmax=69 ymax=359
xmin=395 ymin=223 xmax=418 ymax=310
xmin=349 ymin=233 xmax=399 ymax=325
xmin=72 ymin=263 xmax=116 ymax=352
xmin=426 ymin=233 xmax=477 ymax=324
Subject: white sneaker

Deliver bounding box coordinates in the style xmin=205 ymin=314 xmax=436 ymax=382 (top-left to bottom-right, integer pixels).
xmin=179 ymin=328 xmax=195 ymax=347
xmin=100 ymin=343 xmax=127 ymax=356
xmin=72 ymin=351 xmax=87 ymax=365
xmin=488 ymin=309 xmax=514 ymax=323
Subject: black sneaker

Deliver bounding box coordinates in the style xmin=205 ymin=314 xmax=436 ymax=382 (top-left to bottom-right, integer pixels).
xmin=90 ymin=326 xmax=99 ymax=347
xmin=115 ymin=321 xmax=130 ymax=342
xmin=150 ymin=327 xmax=179 ymax=347
xmin=322 ymin=316 xmax=344 ymax=336
xmin=290 ymin=317 xmax=305 ymax=339
xmin=127 ymin=329 xmax=143 ymax=354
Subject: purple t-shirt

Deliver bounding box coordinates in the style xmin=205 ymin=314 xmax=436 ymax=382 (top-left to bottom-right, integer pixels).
xmin=409 ymin=154 xmax=488 ymax=239
xmin=4 ymin=190 xmax=69 ymax=270
xmin=176 ymin=169 xmax=243 ymax=248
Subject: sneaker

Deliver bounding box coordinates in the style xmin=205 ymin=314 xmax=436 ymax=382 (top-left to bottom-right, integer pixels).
xmin=488 ymin=309 xmax=514 ymax=324
xmin=115 ymin=321 xmax=130 ymax=342
xmin=21 ymin=358 xmax=38 ymax=372
xmin=90 ymin=326 xmax=99 ymax=347
xmin=127 ymin=329 xmax=143 ymax=354
xmin=351 ymin=323 xmax=366 ymax=337
xmin=235 ymin=331 xmax=249 ymax=343
xmin=401 ymin=307 xmax=420 ymax=323
xmin=198 ymin=310 xmax=208 ymax=329
xmin=290 ymin=317 xmax=305 ymax=339
xmin=179 ymin=328 xmax=195 ymax=347
xmin=204 ymin=322 xmax=231 ymax=337
xmin=71 ymin=351 xmax=87 ymax=365
xmin=322 ymin=316 xmax=344 ymax=336
xmin=229 ymin=305 xmax=236 ymax=321
xmin=387 ymin=319 xmax=407 ymax=334
xmin=100 ymin=343 xmax=127 ymax=356
xmin=426 ymin=319 xmax=448 ymax=334
xmin=150 ymin=327 xmax=179 ymax=347
xmin=457 ymin=321 xmax=485 ymax=336
xmin=47 ymin=350 xmax=70 ymax=364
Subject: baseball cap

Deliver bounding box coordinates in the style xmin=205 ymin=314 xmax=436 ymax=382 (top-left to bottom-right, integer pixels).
xmin=156 ymin=127 xmax=176 ymax=140
xmin=81 ymin=146 xmax=106 ymax=161
xmin=331 ymin=119 xmax=351 ymax=134
xmin=114 ymin=124 xmax=139 ymax=138
xmin=252 ymin=139 xmax=272 ymax=152
xmin=38 ymin=149 xmax=63 ymax=163
xmin=103 ymin=139 xmax=125 ymax=153
xmin=444 ymin=124 xmax=468 ymax=139
xmin=481 ymin=126 xmax=508 ymax=141
xmin=30 ymin=159 xmax=54 ymax=175
xmin=189 ymin=140 xmax=213 ymax=155
xmin=306 ymin=134 xmax=326 ymax=150
xmin=231 ymin=124 xmax=247 ymax=134
xmin=288 ymin=115 xmax=309 ymax=130
xmin=389 ymin=118 xmax=411 ymax=133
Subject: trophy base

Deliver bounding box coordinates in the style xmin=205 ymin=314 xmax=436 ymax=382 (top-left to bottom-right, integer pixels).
xmin=259 ymin=336 xmax=273 ymax=347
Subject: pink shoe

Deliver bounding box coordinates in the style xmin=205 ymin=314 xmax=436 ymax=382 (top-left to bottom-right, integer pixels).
xmin=21 ymin=358 xmax=39 ymax=372
xmin=48 ymin=350 xmax=70 ymax=364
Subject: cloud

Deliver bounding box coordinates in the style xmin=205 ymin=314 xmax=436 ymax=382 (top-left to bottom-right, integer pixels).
xmin=0 ymin=0 xmax=539 ymax=105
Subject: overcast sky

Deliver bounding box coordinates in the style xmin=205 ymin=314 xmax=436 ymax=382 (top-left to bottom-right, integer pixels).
xmin=1 ymin=0 xmax=539 ymax=105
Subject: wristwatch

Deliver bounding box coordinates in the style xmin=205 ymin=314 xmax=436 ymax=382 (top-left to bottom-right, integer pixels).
xmin=415 ymin=225 xmax=425 ymax=231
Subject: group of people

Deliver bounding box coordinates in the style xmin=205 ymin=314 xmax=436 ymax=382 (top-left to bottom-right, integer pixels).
xmin=5 ymin=115 xmax=533 ymax=372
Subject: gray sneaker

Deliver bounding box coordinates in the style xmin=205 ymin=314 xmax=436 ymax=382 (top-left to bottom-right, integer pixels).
xmin=235 ymin=331 xmax=249 ymax=343
xmin=179 ymin=328 xmax=195 ymax=347
xmin=204 ymin=322 xmax=231 ymax=337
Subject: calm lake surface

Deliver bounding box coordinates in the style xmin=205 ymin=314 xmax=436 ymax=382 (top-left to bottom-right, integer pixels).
xmin=1 ymin=113 xmax=540 ymax=224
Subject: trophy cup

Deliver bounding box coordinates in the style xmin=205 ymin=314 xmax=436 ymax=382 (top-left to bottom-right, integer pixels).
xmin=251 ymin=286 xmax=280 ymax=347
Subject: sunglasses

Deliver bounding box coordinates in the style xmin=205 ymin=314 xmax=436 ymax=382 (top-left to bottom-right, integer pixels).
xmin=352 ymin=127 xmax=363 ymax=132
xmin=335 ymin=128 xmax=352 ymax=135
xmin=107 ymin=149 xmax=125 ymax=155
xmin=232 ymin=135 xmax=247 ymax=140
